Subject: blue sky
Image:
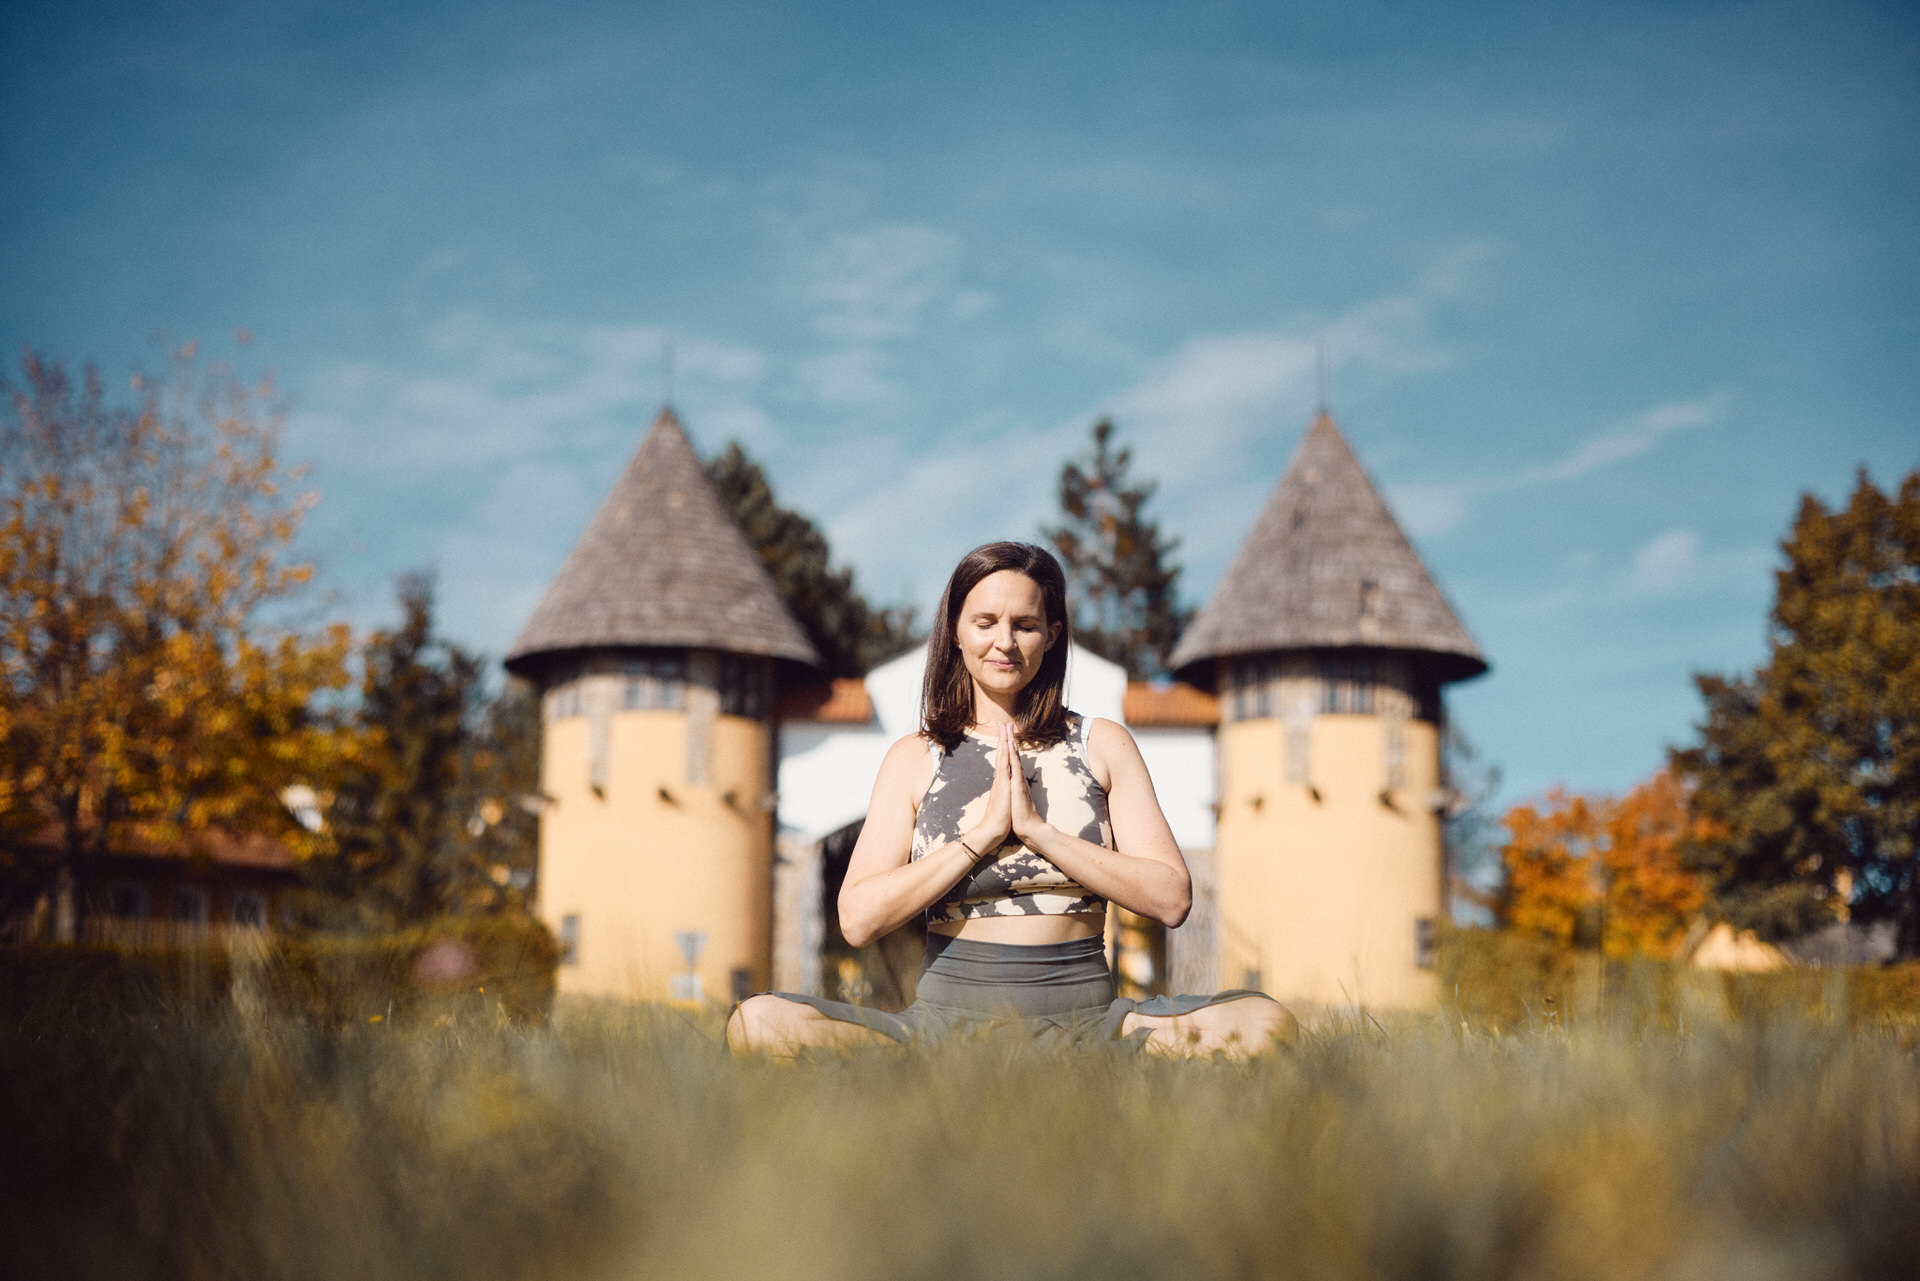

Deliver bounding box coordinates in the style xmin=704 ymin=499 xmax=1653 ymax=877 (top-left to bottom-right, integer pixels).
xmin=3 ymin=0 xmax=1915 ymax=806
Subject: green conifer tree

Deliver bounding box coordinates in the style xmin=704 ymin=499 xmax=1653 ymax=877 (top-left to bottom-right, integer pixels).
xmin=1674 ymin=468 xmax=1920 ymax=953
xmin=706 ymin=442 xmax=917 ymax=676
xmin=1043 ymin=418 xmax=1192 ymax=679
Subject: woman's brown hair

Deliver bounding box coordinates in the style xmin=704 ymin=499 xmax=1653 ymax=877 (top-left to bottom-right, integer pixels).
xmin=920 ymin=542 xmax=1072 ymax=752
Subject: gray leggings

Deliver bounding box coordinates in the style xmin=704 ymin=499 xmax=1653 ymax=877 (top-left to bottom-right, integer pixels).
xmin=756 ymin=933 xmax=1267 ymax=1047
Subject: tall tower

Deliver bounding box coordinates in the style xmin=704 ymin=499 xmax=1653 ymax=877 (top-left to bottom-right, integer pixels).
xmin=1170 ymin=410 xmax=1486 ymax=1010
xmin=505 ymin=409 xmax=819 ymax=1003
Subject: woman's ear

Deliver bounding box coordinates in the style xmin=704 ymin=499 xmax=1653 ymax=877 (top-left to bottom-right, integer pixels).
xmin=1046 ymin=621 xmax=1063 ymax=650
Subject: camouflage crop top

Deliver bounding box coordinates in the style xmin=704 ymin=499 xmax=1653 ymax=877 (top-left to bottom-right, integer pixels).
xmin=910 ymin=712 xmax=1111 ymax=923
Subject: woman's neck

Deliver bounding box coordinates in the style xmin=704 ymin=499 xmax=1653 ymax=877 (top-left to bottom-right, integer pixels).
xmin=970 ymin=687 xmax=1021 ymax=729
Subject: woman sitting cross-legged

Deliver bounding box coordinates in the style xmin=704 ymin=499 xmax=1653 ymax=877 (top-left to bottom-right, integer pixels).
xmin=728 ymin=541 xmax=1297 ymax=1058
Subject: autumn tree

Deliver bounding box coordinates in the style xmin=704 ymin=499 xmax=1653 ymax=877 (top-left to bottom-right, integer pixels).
xmin=707 ymin=441 xmax=917 ymax=676
xmin=1496 ymin=770 xmax=1710 ymax=958
xmin=0 ymin=346 xmax=350 ymax=936
xmin=1673 ymin=469 xmax=1920 ymax=954
xmin=1043 ymin=418 xmax=1191 ymax=678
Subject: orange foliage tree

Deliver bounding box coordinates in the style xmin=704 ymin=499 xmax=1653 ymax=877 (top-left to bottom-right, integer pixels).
xmin=1496 ymin=770 xmax=1710 ymax=958
xmin=0 ymin=345 xmax=351 ymax=934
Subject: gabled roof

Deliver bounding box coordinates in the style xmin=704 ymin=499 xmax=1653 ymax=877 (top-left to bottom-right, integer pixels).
xmin=1122 ymin=681 xmax=1221 ymax=727
xmin=505 ymin=409 xmax=820 ymax=675
xmin=1170 ymin=410 xmax=1486 ymax=681
xmin=774 ymin=677 xmax=875 ymax=724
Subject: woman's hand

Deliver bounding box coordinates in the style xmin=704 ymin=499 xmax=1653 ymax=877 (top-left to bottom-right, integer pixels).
xmin=1009 ymin=719 xmax=1193 ymax=928
xmin=966 ymin=724 xmax=1013 ymax=854
xmin=1003 ymin=722 xmax=1050 ymax=843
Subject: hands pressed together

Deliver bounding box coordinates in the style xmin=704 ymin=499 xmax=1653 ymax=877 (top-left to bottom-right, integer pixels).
xmin=963 ymin=722 xmax=1048 ymax=861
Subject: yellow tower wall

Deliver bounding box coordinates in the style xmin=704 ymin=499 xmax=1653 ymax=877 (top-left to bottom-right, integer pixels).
xmin=537 ymin=689 xmax=773 ymax=1004
xmin=1215 ymin=712 xmax=1442 ymax=1010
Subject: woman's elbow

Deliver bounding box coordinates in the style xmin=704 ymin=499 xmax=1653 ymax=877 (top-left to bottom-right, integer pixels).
xmin=1155 ymin=874 xmax=1193 ymax=929
xmin=837 ymin=892 xmax=879 ymax=949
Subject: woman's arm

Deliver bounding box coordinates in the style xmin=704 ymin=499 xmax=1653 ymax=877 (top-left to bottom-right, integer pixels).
xmin=836 ymin=733 xmax=1012 ymax=949
xmin=1010 ymin=719 xmax=1192 ymax=928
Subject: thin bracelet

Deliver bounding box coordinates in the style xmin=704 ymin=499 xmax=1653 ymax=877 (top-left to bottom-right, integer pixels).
xmin=958 ymin=838 xmax=983 ymax=863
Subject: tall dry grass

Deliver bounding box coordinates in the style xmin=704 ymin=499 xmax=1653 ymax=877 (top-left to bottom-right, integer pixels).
xmin=3 ymin=991 xmax=1915 ymax=1281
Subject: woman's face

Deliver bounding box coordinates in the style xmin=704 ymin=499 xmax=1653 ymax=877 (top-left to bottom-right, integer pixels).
xmin=955 ymin=570 xmax=1061 ymax=703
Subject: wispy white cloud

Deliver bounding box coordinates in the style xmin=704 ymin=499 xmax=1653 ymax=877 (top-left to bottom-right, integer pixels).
xmin=1388 ymin=391 xmax=1734 ymax=537
xmin=800 ymin=243 xmax=1500 ymax=603
xmin=1622 ymin=528 xmax=1773 ymax=599
xmin=1525 ymin=394 xmax=1730 ymax=486
xmin=804 ymin=224 xmax=965 ymax=343
xmin=788 ymin=346 xmax=905 ymax=415
xmin=293 ymin=313 xmax=771 ymax=480
xmin=286 ymin=313 xmax=777 ymax=654
xmin=775 ymin=221 xmax=994 ymax=422
xmin=1104 ymin=243 xmax=1495 ymax=490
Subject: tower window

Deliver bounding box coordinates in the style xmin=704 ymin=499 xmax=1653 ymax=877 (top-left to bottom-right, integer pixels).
xmin=1415 ymin=918 xmax=1438 ymax=970
xmin=1227 ymin=659 xmax=1277 ymax=722
xmin=558 ymin=914 xmax=581 ymax=966
xmin=718 ymin=656 xmax=770 ymax=719
xmin=623 ymin=655 xmax=686 ymax=711
xmin=548 ymin=682 xmax=583 ymax=721
xmin=1319 ymin=655 xmax=1376 ymax=715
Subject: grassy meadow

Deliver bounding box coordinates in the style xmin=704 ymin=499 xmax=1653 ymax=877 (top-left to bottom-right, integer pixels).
xmin=3 ymin=970 xmax=1917 ymax=1281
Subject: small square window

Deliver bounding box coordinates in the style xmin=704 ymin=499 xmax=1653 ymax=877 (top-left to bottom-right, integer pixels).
xmin=109 ymin=883 xmax=148 ymax=920
xmin=174 ymin=886 xmax=209 ymax=925
xmin=1415 ymin=918 xmax=1438 ymax=970
xmin=232 ymin=891 xmax=268 ymax=929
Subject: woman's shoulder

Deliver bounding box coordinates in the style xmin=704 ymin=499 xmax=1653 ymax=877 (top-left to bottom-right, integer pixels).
xmin=1069 ymin=712 xmax=1134 ymax=745
xmin=880 ymin=731 xmax=943 ymax=777
xmin=881 ymin=730 xmax=938 ymax=764
xmin=870 ymin=732 xmax=938 ymax=810
xmin=1078 ymin=715 xmax=1144 ymax=771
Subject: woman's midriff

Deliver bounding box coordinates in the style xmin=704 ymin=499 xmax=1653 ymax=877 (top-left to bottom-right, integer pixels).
xmin=927 ymin=911 xmax=1105 ymax=944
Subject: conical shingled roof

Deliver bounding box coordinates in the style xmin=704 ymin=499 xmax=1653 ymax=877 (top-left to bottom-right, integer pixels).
xmin=505 ymin=408 xmax=820 ymax=675
xmin=1170 ymin=411 xmax=1486 ymax=682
